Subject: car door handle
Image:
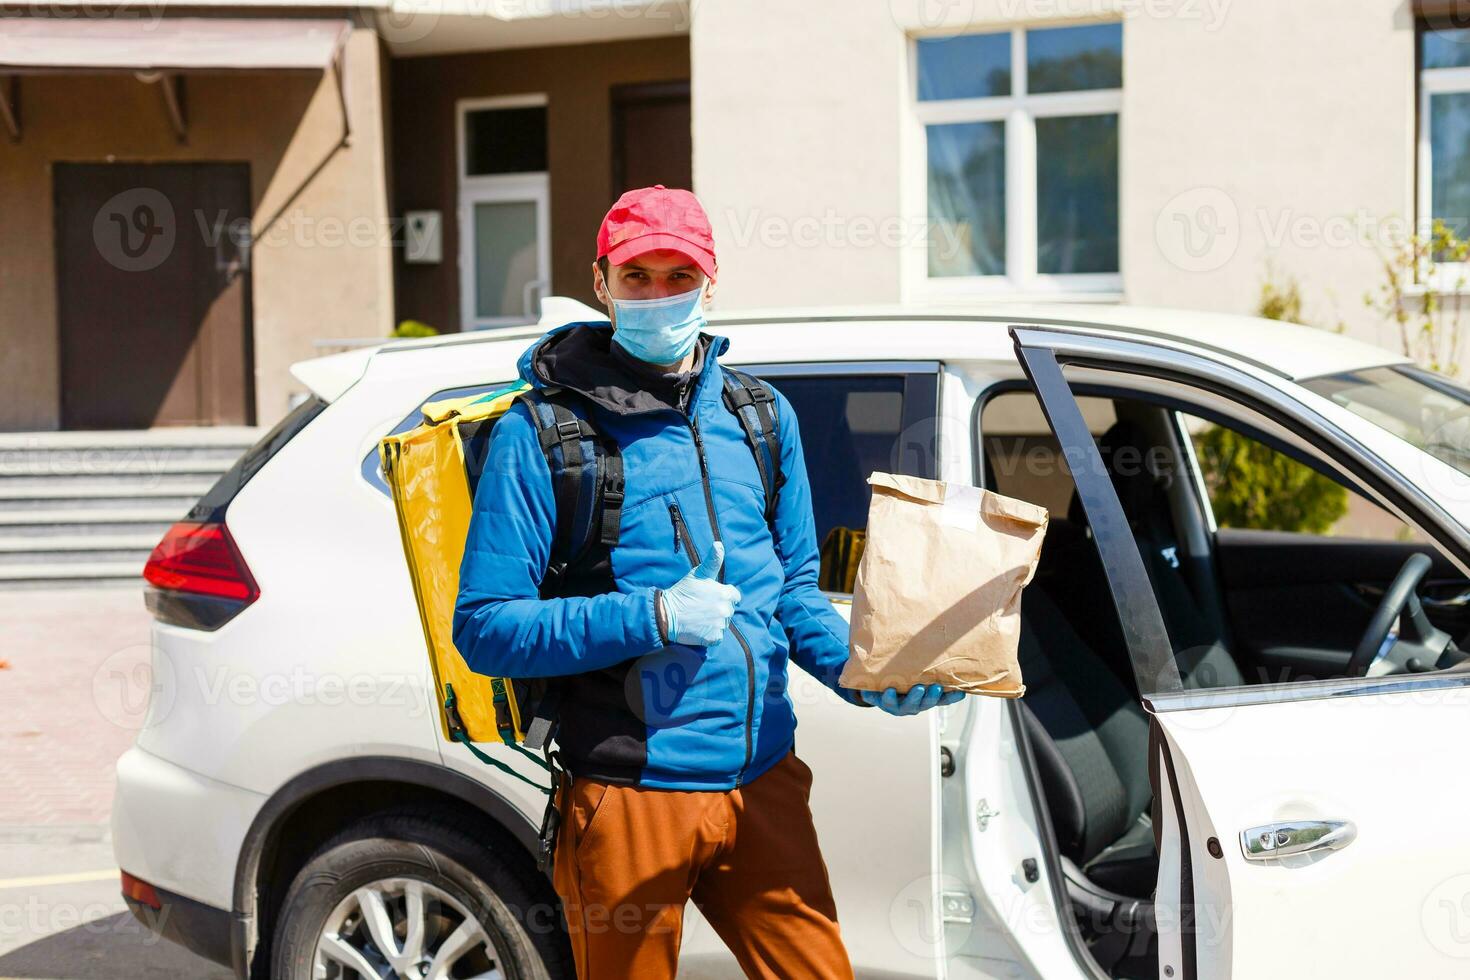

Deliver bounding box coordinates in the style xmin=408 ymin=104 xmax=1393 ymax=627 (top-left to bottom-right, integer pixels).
xmin=1239 ymin=820 xmax=1356 ymax=861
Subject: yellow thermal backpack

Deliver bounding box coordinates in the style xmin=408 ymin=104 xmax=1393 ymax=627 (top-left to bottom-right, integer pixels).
xmin=378 ymin=382 xmax=556 ymax=791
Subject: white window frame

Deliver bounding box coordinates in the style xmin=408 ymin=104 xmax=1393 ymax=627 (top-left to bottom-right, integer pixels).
xmin=903 ymin=26 xmax=1123 ymax=303
xmin=1417 ymin=56 xmax=1470 ymax=293
xmin=456 ymin=94 xmax=552 ymax=331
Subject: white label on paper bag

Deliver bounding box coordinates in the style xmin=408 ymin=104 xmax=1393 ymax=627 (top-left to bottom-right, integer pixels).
xmin=939 ymin=483 xmax=981 ymax=531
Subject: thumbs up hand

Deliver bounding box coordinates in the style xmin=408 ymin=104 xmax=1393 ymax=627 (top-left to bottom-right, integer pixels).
xmin=658 ymin=541 xmax=742 ymax=648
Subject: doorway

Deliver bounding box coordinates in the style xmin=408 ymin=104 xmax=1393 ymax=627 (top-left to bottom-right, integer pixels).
xmin=54 ymin=162 xmax=253 ymax=428
xmin=611 ymin=81 xmax=692 ymax=194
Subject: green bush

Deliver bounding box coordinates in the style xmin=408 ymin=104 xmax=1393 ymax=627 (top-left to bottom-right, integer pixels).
xmin=1195 ymin=262 xmax=1349 ymax=533
xmin=393 ymin=319 xmax=439 ymax=338
xmin=1194 ymin=425 xmax=1348 ymax=534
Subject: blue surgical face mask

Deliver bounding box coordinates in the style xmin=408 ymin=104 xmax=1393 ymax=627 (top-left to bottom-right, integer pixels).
xmin=610 ymin=285 xmax=706 ymax=365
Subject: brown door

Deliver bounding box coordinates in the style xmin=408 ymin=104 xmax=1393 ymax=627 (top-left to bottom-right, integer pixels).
xmin=55 ymin=162 xmax=253 ymax=428
xmin=611 ymin=81 xmax=692 ymax=195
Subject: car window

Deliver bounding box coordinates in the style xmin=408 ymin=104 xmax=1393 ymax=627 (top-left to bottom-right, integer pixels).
xmin=1303 ymin=365 xmax=1470 ymax=477
xmin=979 ymin=389 xmax=1117 ymax=517
xmin=362 ymin=380 xmax=513 ymax=494
xmin=769 ymin=371 xmax=938 ymax=592
xmin=368 ymin=371 xmax=938 ymax=593
xmin=1179 ymin=412 xmax=1423 ymax=543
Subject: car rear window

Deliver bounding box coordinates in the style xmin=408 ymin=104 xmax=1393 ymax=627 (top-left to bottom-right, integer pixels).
xmin=188 ymin=396 xmax=327 ymax=522
xmin=361 ymin=381 xmax=514 ymax=494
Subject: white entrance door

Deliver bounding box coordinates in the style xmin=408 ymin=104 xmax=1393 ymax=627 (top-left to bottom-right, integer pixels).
xmin=457 ymin=95 xmax=551 ymax=330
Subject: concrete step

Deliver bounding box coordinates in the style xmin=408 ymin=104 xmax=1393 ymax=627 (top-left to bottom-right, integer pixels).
xmin=0 ymin=533 xmax=158 ymax=566
xmin=0 ymin=428 xmax=256 ymax=587
xmin=0 ymin=507 xmax=179 ymax=540
xmin=0 ymin=528 xmax=159 ymax=552
xmin=0 ymin=471 xmax=218 ymax=493
xmin=0 ymin=533 xmax=160 ymax=552
xmin=0 ymin=548 xmax=153 ymax=567
xmin=0 ymin=560 xmax=145 ymax=588
xmin=0 ymin=427 xmax=262 ymax=450
xmin=0 ymin=428 xmax=258 ymax=474
xmin=0 ymin=484 xmax=209 ymax=513
xmin=0 ymin=449 xmax=245 ymax=475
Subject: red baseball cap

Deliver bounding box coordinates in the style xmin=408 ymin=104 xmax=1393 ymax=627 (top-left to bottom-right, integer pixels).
xmin=597 ymin=185 xmax=717 ymax=278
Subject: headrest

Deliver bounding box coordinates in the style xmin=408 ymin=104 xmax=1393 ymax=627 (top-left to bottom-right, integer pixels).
xmin=1067 ymin=420 xmax=1162 ymax=525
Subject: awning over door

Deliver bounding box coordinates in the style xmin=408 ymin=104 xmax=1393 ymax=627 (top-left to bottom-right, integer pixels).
xmin=0 ymin=17 xmax=351 ymax=72
xmin=0 ymin=17 xmax=352 ymax=142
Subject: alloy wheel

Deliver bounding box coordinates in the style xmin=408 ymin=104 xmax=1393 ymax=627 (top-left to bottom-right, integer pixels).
xmin=312 ymin=876 xmax=506 ymax=980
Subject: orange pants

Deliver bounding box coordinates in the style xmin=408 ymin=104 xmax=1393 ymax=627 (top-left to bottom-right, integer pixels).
xmin=551 ymin=751 xmax=854 ymax=980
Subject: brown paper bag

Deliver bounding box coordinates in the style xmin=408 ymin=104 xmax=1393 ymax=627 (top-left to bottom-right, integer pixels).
xmin=840 ymin=473 xmax=1049 ymax=698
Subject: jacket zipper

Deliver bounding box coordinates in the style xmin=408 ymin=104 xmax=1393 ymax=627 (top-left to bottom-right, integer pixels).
xmin=685 ymin=414 xmax=758 ymax=787
xmin=669 ymin=502 xmax=697 ymax=558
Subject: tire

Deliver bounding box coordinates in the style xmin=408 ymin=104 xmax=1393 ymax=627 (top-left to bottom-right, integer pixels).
xmin=271 ymin=808 xmax=572 ymax=980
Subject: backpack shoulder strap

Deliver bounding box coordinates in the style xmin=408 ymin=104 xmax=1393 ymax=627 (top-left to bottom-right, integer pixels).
xmin=515 ymin=388 xmax=625 ymax=579
xmin=720 ymin=367 xmax=784 ymax=523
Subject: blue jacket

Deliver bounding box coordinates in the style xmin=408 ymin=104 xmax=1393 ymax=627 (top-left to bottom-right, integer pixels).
xmin=453 ymin=322 xmax=863 ymax=790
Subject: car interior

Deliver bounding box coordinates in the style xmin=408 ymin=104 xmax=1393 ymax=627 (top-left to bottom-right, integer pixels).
xmin=977 ymin=388 xmax=1470 ymax=978
xmin=783 ymin=369 xmax=1470 ymax=979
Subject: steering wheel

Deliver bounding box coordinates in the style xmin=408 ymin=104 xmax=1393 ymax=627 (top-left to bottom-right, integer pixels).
xmin=1347 ymin=553 xmax=1462 ymax=677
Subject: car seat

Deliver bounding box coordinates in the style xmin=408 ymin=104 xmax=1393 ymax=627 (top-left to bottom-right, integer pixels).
xmin=1019 ymin=588 xmax=1159 ymax=974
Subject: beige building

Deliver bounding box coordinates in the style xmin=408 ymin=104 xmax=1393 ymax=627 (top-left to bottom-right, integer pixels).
xmin=0 ymin=2 xmax=689 ymax=431
xmin=2 ymin=0 xmax=1466 ymax=432
xmin=696 ymin=0 xmax=1469 ymax=358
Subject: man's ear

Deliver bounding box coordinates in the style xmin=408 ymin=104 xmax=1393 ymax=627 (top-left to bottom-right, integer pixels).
xmin=703 ymin=274 xmax=718 ymax=307
xmin=592 ymin=261 xmax=612 ymax=311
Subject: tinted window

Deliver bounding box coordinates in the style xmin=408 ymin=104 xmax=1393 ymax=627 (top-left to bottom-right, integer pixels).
xmin=464 ymin=106 xmax=548 ymax=176
xmin=362 ymin=381 xmax=515 ymax=494
xmin=917 ymin=32 xmax=1011 ymax=101
xmin=773 ymin=373 xmax=937 ymax=552
xmin=1036 ymin=113 xmax=1119 ymax=273
xmin=1424 ymin=26 xmax=1470 ymax=70
xmin=1304 ymin=365 xmax=1470 ymax=477
xmin=1026 ymin=22 xmax=1123 ymax=93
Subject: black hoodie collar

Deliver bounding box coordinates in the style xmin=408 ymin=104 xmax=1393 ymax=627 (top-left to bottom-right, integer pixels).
xmin=530 ymin=323 xmax=711 ymax=416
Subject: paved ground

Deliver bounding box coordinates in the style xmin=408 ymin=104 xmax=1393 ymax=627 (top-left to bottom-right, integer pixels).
xmin=0 ymin=586 xmax=231 ymax=979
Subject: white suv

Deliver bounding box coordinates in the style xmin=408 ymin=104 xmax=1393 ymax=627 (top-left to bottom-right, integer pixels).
xmin=113 ymin=304 xmax=1470 ymax=980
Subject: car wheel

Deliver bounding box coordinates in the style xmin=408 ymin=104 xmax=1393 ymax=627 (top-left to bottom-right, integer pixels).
xmin=271 ymin=808 xmax=571 ymax=980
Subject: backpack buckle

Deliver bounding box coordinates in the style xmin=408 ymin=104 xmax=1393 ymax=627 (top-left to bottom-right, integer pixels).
xmin=603 ymin=468 xmax=625 ymax=507
xmin=554 ymin=419 xmax=584 ymax=442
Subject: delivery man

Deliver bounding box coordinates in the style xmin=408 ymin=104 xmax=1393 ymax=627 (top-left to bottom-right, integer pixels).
xmin=453 ymin=185 xmax=963 ymax=979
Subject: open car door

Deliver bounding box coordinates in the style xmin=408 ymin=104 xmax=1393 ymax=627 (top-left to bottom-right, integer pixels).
xmin=1016 ymin=326 xmax=1470 ymax=978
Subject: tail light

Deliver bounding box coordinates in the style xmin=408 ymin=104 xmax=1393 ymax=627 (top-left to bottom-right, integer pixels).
xmin=120 ymin=870 xmax=162 ymax=910
xmin=144 ymin=521 xmax=259 ymax=630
